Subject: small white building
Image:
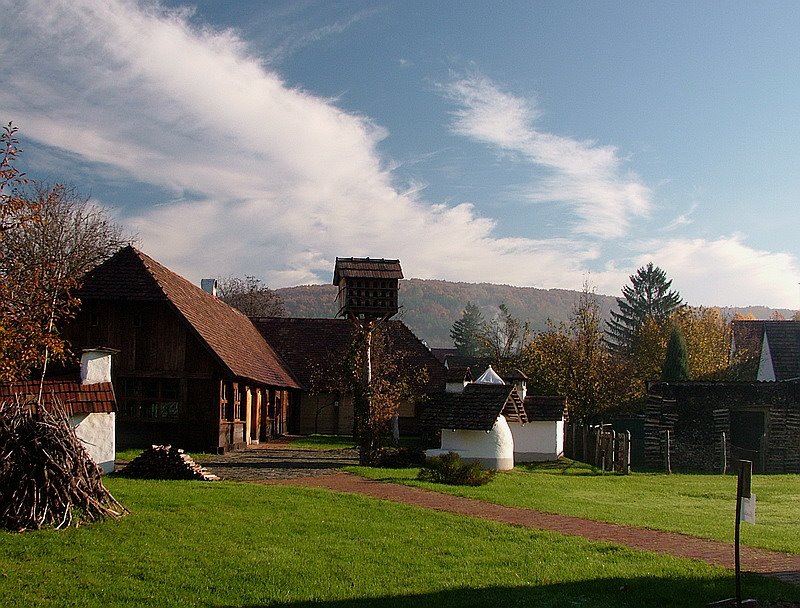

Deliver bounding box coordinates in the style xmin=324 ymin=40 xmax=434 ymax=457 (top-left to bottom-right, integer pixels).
xmin=0 ymin=348 xmax=117 ymax=473
xmin=423 ymin=366 xmax=566 ymax=469
xmin=509 ymin=396 xmax=566 ymax=462
xmin=422 ymin=367 xmax=528 ymax=471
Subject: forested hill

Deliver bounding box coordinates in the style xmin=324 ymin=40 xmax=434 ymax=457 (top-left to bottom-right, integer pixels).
xmin=275 ymin=279 xmax=795 ymax=348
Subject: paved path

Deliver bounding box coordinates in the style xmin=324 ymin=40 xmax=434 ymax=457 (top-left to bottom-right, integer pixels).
xmin=197 ymin=444 xmax=358 ymax=481
xmin=280 ymin=472 xmax=800 ymax=587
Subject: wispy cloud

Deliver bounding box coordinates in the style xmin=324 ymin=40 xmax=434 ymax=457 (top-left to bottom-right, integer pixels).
xmin=0 ymin=0 xmax=601 ymax=291
xmin=628 ymin=235 xmax=800 ymax=308
xmin=442 ymin=74 xmax=652 ymax=239
xmin=1 ymin=1 xmax=797 ymax=309
xmin=261 ymin=5 xmax=384 ymax=64
xmin=662 ymin=204 xmax=697 ymax=232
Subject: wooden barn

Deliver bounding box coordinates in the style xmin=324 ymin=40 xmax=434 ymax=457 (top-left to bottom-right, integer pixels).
xmin=645 ymin=381 xmax=800 ymax=473
xmin=70 ymin=246 xmax=300 ymax=453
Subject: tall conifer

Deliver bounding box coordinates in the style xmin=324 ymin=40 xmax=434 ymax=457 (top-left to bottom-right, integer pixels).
xmin=605 ymin=262 xmax=682 ymax=357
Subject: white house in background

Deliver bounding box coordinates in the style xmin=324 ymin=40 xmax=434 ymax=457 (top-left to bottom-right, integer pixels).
xmin=732 ymin=320 xmax=800 ymax=382
xmin=0 ymin=348 xmax=118 ymax=473
xmin=511 ymin=396 xmax=566 ymax=462
xmin=422 ymin=366 xmax=566 ymax=469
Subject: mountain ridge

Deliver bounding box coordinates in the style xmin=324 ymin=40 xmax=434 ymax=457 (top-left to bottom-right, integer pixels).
xmin=276 ymin=279 xmax=796 ymax=348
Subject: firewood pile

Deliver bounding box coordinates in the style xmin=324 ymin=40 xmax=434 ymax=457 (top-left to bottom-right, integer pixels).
xmin=120 ymin=445 xmax=220 ymax=481
xmin=0 ymin=398 xmax=128 ymax=532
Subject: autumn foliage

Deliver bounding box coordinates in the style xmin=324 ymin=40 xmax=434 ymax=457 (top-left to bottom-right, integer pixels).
xmin=0 ymin=123 xmax=126 ymax=382
xmin=0 ymin=124 xmax=75 ymax=381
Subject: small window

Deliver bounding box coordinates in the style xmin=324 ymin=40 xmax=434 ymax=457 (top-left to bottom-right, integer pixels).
xmin=89 ymin=313 xmax=99 ymax=327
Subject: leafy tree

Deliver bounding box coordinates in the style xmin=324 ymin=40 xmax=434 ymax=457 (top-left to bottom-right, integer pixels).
xmin=347 ymin=323 xmax=426 ymax=464
xmin=633 ymin=306 xmax=735 ymax=384
xmin=0 ymin=123 xmax=126 ymax=381
xmin=450 ymin=301 xmax=485 ymax=356
xmin=661 ymin=324 xmax=689 ymax=381
xmin=479 ymin=303 xmax=529 ymax=370
xmin=521 ymin=284 xmax=639 ymax=422
xmin=605 ymin=262 xmax=682 ymax=357
xmin=217 ymin=275 xmax=286 ymax=317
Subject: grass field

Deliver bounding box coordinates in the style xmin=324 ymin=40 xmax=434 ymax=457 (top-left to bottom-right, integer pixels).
xmin=1 ymin=477 xmax=798 ymax=607
xmin=351 ymin=459 xmax=800 ymax=555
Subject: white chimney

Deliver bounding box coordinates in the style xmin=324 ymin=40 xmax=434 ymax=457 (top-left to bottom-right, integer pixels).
xmin=201 ymin=278 xmax=218 ymax=297
xmin=80 ymin=348 xmax=117 ymax=385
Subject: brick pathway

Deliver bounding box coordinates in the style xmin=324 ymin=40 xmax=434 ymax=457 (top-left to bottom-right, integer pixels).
xmin=281 ymin=472 xmax=800 ymax=587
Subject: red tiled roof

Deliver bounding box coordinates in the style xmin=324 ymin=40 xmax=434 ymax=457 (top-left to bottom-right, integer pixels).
xmin=78 ymin=247 xmax=299 ymax=389
xmin=251 ymin=317 xmax=446 ymax=393
xmin=333 ymin=257 xmax=404 ymax=284
xmin=0 ymin=380 xmax=116 ymax=415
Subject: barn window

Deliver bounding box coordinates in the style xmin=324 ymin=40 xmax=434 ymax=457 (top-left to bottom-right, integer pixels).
xmin=118 ymin=378 xmax=181 ymax=420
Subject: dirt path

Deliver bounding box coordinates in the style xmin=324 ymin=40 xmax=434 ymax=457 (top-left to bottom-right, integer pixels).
xmin=279 ymin=472 xmax=800 ymax=587
xmin=196 ymin=445 xmax=358 ymax=481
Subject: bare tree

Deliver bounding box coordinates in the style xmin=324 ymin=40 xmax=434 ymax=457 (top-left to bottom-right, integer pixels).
xmin=1 ymin=183 xmax=128 ymax=282
xmin=0 ymin=123 xmax=130 ymax=381
xmin=217 ymin=275 xmax=287 ymax=317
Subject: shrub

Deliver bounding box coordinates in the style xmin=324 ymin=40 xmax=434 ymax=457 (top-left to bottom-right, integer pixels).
xmin=417 ymin=452 xmax=495 ymax=486
xmin=375 ymin=447 xmax=426 ymax=468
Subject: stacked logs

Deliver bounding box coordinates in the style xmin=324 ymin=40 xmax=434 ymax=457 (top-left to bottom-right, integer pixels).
xmin=120 ymin=445 xmax=220 ymax=481
xmin=0 ymin=398 xmax=128 ymax=532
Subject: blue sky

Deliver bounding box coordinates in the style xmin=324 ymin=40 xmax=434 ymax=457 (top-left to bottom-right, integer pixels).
xmin=2 ymin=0 xmax=800 ymax=308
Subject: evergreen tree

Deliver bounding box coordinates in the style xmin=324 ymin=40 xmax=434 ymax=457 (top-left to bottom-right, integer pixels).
xmin=662 ymin=324 xmax=689 ymax=382
xmin=450 ymin=302 xmax=485 ymax=356
xmin=605 ymin=262 xmax=682 ymax=357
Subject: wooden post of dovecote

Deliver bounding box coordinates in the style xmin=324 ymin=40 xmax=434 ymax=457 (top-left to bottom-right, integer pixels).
xmin=333 ymin=257 xmax=403 ymax=462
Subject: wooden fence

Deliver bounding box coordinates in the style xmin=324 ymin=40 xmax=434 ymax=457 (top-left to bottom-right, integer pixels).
xmin=564 ymin=423 xmax=632 ymax=474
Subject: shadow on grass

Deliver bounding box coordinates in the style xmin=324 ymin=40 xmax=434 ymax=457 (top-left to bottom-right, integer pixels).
xmin=516 ymin=457 xmax=611 ymax=476
xmin=215 ymin=576 xmax=799 ymax=608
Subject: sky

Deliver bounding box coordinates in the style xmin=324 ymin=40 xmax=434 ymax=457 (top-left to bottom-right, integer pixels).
xmin=2 ymin=0 xmax=800 ymax=308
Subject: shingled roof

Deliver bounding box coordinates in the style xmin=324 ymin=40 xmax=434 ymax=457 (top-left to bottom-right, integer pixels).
xmin=421 ymin=383 xmax=524 ymax=431
xmin=332 ymin=257 xmax=404 ymax=284
xmin=0 ymin=379 xmax=116 ymax=415
xmin=251 ymin=317 xmax=446 ymax=393
xmin=78 ymin=246 xmax=299 ymax=389
xmin=524 ymin=395 xmax=567 ymax=421
xmin=733 ymin=320 xmax=800 ymax=381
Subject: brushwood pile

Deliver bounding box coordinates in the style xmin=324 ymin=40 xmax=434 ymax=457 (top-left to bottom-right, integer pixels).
xmin=0 ymin=398 xmax=128 ymax=532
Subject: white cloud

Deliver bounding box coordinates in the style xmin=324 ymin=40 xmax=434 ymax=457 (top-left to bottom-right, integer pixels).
xmin=1 ymin=1 xmax=798 ymax=310
xmin=594 ymin=235 xmax=800 ymax=309
xmin=443 ymin=74 xmax=652 ymax=239
xmin=0 ymin=0 xmax=601 ymax=292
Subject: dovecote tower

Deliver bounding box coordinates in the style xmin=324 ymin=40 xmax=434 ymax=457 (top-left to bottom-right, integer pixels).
xmin=333 ymin=257 xmax=403 ymax=320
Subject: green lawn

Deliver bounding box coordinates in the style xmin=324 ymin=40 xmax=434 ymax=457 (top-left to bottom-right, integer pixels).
xmin=0 ymin=478 xmax=797 ymax=607
xmin=351 ymin=459 xmax=800 ymax=554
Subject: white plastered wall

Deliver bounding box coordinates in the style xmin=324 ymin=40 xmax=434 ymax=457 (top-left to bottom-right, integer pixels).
xmin=426 ymin=415 xmax=514 ymax=470
xmin=71 ymin=412 xmax=116 ymax=474
xmin=508 ymin=420 xmax=564 ymax=462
